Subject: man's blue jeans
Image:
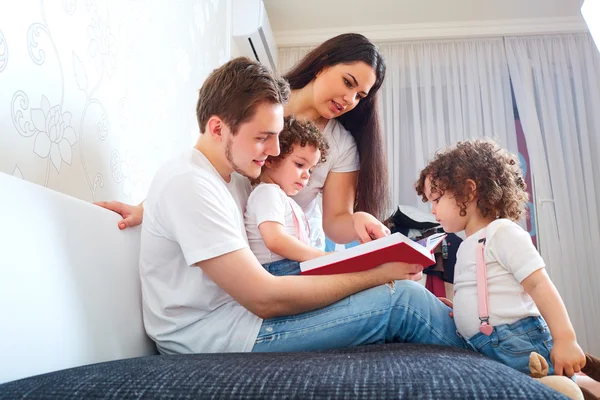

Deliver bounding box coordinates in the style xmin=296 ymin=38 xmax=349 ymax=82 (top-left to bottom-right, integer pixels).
xmin=253 ymin=259 xmax=466 ymax=352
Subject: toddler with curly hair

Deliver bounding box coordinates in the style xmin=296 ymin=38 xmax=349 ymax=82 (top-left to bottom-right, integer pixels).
xmin=415 ymin=138 xmax=600 ymax=382
xmin=244 ymin=116 xmax=330 ymax=276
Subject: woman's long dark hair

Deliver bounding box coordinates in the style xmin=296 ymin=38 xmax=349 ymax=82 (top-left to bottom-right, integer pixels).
xmin=283 ymin=33 xmax=390 ymax=220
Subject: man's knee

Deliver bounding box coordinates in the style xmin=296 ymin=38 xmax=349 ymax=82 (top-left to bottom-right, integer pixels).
xmin=393 ymin=279 xmax=430 ymax=299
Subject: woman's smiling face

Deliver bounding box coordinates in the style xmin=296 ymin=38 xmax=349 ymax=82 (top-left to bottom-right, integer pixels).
xmin=311 ymin=61 xmax=377 ymax=119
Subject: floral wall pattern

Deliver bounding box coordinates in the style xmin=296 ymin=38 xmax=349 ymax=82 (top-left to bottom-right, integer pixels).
xmin=0 ymin=0 xmax=230 ymax=203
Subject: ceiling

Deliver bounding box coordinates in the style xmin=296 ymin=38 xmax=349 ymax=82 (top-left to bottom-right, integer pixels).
xmin=263 ymin=0 xmax=584 ymax=32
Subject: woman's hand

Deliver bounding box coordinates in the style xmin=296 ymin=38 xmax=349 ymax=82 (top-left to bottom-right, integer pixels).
xmin=376 ymin=262 xmax=424 ymax=282
xmin=94 ymin=201 xmax=144 ymax=230
xmin=352 ymin=211 xmax=390 ymax=243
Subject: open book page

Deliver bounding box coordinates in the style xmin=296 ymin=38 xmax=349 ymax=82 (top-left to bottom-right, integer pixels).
xmin=416 ymin=232 xmax=447 ymax=250
xmin=300 ymin=232 xmax=444 ymax=273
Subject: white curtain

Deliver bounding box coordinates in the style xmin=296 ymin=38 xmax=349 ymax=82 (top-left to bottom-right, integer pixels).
xmin=506 ymin=34 xmax=600 ymax=355
xmin=378 ymin=39 xmax=518 ymax=211
xmin=278 ymin=46 xmax=314 ymax=75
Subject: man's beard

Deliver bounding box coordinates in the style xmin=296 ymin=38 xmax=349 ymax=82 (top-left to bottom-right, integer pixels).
xmin=225 ymin=137 xmax=260 ymax=180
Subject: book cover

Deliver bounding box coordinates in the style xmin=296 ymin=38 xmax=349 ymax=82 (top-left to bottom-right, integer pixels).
xmin=299 ymin=232 xmax=446 ymax=276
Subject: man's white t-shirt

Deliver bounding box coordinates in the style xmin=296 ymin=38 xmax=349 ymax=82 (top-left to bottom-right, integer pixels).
xmin=291 ymin=119 xmax=360 ymax=249
xmin=139 ymin=149 xmax=261 ymax=354
xmin=453 ymin=219 xmax=545 ymax=338
xmin=245 ymin=183 xmax=310 ymax=264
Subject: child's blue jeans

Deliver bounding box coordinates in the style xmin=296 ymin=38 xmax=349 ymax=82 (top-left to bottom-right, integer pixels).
xmin=262 ymin=258 xmax=302 ymax=276
xmin=461 ymin=316 xmax=554 ymax=375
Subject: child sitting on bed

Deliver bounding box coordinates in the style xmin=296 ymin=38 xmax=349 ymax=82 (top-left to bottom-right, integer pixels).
xmin=244 ymin=116 xmax=329 ymax=276
xmin=415 ymin=138 xmax=600 ymax=383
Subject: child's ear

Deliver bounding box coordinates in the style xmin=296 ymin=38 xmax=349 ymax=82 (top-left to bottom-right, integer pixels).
xmin=264 ymin=158 xmax=274 ymax=169
xmin=466 ymin=179 xmax=477 ymax=202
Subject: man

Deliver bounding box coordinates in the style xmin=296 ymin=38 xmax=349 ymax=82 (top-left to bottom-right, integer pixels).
xmin=106 ymin=58 xmax=465 ymax=355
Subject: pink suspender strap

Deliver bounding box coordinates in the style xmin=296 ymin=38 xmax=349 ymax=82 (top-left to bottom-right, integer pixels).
xmin=476 ymin=231 xmax=494 ymax=336
xmin=289 ymin=199 xmax=311 ymax=246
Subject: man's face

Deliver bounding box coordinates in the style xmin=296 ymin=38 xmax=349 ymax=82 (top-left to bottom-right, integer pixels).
xmin=224 ymin=102 xmax=284 ymax=179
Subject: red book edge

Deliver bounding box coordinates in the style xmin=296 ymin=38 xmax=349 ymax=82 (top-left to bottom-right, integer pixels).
xmin=300 ymin=240 xmax=438 ymax=276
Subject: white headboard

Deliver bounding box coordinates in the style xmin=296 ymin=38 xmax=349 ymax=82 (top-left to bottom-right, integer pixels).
xmin=0 ymin=173 xmax=156 ymax=383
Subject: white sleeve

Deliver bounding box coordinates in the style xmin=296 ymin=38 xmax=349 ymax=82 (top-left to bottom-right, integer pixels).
xmin=247 ymin=185 xmax=288 ymax=227
xmin=329 ymin=127 xmax=360 ymax=173
xmin=157 ymin=174 xmax=248 ymax=266
xmin=490 ymin=223 xmax=545 ymax=282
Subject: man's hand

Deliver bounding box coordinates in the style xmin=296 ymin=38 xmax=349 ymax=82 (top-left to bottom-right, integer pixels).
xmin=353 ymin=211 xmax=390 ymax=243
xmin=375 ymin=262 xmax=424 ymax=282
xmin=551 ymin=339 xmax=586 ymax=377
xmin=94 ymin=201 xmax=144 ymax=230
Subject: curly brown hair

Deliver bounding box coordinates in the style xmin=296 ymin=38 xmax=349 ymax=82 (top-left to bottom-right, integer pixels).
xmin=415 ymin=138 xmax=528 ymax=221
xmin=269 ymin=116 xmax=329 ymax=165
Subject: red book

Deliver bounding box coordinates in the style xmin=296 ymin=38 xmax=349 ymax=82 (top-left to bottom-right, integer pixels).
xmin=300 ymin=232 xmax=446 ymax=276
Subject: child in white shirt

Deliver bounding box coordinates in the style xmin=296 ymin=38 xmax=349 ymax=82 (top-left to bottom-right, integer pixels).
xmin=244 ymin=116 xmax=329 ymax=276
xmin=415 ymin=138 xmax=600 ymax=382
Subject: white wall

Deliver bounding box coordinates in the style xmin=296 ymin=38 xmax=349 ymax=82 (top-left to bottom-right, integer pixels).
xmin=0 ymin=0 xmax=230 ymax=204
xmin=230 ymin=38 xmax=243 ymax=59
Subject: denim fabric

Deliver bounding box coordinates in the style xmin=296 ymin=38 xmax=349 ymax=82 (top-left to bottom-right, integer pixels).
xmin=253 ymin=279 xmax=468 ymax=352
xmin=262 ymin=258 xmax=301 ymax=276
xmin=325 ymin=237 xmax=360 ymax=251
xmin=0 ymin=344 xmax=568 ymax=399
xmin=463 ymin=316 xmax=554 ymax=375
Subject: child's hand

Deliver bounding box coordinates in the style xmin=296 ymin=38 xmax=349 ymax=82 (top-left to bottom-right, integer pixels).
xmin=437 ymin=297 xmax=454 ymax=318
xmin=551 ymin=339 xmax=586 ymax=377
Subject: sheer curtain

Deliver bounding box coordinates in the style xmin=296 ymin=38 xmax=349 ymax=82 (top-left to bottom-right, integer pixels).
xmin=506 ymin=34 xmax=600 ymax=355
xmin=278 ymin=46 xmax=314 ymax=75
xmin=378 ymin=39 xmax=517 ymax=211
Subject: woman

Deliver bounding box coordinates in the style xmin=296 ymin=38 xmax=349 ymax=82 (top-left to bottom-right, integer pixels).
xmin=97 ymin=33 xmax=390 ymax=248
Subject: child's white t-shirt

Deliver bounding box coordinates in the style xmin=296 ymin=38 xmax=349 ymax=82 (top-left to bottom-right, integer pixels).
xmin=291 ymin=119 xmax=360 ymax=249
xmin=245 ymin=183 xmax=310 ymax=264
xmin=453 ymin=219 xmax=545 ymax=338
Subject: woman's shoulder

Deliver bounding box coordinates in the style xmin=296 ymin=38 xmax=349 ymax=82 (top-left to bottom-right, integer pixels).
xmin=325 ymin=119 xmax=357 ymax=152
xmin=326 ymin=119 xmax=351 ymax=136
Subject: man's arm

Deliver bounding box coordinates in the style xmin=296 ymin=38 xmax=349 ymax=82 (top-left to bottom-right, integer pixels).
xmin=197 ymin=247 xmax=422 ymax=319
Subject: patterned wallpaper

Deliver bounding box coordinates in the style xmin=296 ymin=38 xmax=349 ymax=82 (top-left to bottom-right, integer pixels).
xmin=0 ymin=0 xmax=229 ymax=203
